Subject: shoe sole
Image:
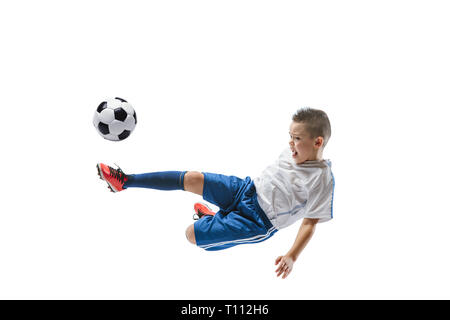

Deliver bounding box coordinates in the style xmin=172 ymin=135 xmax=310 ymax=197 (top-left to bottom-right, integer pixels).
xmin=96 ymin=163 xmax=118 ymax=193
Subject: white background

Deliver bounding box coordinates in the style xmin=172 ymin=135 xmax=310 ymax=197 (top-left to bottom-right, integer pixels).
xmin=0 ymin=0 xmax=449 ymax=299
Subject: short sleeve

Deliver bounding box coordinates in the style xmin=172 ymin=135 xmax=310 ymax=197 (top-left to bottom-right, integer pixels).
xmin=304 ymin=172 xmax=335 ymax=223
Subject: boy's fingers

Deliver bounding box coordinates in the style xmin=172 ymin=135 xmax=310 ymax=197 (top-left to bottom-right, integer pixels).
xmin=281 ymin=266 xmax=290 ymax=279
xmin=275 ymin=259 xmax=286 ymax=273
xmin=276 ymin=264 xmax=287 ymax=277
xmin=275 ymin=257 xmax=293 ymax=278
xmin=276 ymin=264 xmax=284 ymax=276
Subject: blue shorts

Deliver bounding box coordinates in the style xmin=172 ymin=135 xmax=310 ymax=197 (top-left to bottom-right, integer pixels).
xmin=194 ymin=172 xmax=277 ymax=251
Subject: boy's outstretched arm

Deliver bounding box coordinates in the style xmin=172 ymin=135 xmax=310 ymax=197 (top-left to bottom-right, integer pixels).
xmin=275 ymin=218 xmax=319 ymax=279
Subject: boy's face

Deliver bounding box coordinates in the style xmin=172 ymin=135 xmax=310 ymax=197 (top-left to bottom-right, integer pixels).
xmin=289 ymin=121 xmax=323 ymax=164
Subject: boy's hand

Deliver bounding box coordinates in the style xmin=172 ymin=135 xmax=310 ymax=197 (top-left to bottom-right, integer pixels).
xmin=275 ymin=255 xmax=294 ymax=279
xmin=275 ymin=218 xmax=318 ymax=279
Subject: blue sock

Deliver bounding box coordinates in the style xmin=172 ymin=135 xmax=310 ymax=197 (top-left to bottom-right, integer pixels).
xmin=123 ymin=171 xmax=187 ymax=191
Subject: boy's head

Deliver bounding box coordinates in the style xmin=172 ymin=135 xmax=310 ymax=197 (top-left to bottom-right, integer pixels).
xmin=289 ymin=108 xmax=331 ymax=164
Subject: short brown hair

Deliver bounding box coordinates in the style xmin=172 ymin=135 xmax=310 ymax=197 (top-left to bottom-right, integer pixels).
xmin=292 ymin=108 xmax=331 ymax=147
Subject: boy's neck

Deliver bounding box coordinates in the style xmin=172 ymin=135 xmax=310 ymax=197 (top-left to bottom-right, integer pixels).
xmin=308 ymin=149 xmax=323 ymax=161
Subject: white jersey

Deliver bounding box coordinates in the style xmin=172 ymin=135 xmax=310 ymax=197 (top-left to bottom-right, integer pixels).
xmin=254 ymin=148 xmax=334 ymax=230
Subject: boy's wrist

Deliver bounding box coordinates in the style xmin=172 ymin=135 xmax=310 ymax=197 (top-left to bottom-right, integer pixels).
xmin=286 ymin=250 xmax=298 ymax=262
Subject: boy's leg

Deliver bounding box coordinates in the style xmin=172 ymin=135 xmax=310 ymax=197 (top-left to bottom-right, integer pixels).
xmin=183 ymin=171 xmax=204 ymax=196
xmin=200 ymin=173 xmax=251 ymax=211
xmin=125 ymin=170 xmax=204 ymax=195
xmin=186 ymin=173 xmax=254 ymax=247
xmin=185 ymin=224 xmax=196 ymax=244
xmin=97 ymin=163 xmax=204 ymax=195
xmin=124 ymin=171 xmax=187 ymax=191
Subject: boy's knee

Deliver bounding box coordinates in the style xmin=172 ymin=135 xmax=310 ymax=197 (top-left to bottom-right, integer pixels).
xmin=184 ymin=171 xmax=204 ymax=185
xmin=183 ymin=171 xmax=204 ymax=195
xmin=185 ymin=225 xmax=196 ymax=245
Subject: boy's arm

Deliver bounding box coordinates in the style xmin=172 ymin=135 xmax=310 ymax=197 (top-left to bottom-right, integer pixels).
xmin=275 ymin=218 xmax=319 ymax=279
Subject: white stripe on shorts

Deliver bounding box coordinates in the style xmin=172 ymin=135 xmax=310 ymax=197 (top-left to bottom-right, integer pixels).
xmin=198 ymin=227 xmax=277 ymax=250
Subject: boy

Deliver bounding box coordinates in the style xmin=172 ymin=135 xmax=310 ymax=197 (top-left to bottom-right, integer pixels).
xmin=96 ymin=108 xmax=334 ymax=279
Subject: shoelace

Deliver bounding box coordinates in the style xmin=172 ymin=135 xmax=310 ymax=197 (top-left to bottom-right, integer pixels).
xmin=108 ymin=165 xmax=126 ymax=183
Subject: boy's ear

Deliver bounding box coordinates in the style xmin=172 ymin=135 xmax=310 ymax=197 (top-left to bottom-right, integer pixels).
xmin=315 ymin=136 xmax=324 ymax=148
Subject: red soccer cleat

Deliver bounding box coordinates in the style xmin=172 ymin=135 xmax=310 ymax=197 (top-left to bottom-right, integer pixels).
xmin=96 ymin=163 xmax=128 ymax=193
xmin=193 ymin=202 xmax=216 ymax=220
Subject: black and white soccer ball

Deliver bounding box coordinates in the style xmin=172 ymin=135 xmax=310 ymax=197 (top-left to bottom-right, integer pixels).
xmin=93 ymin=97 xmax=137 ymax=141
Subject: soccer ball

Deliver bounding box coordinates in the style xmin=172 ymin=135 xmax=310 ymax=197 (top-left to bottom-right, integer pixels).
xmin=93 ymin=97 xmax=137 ymax=141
